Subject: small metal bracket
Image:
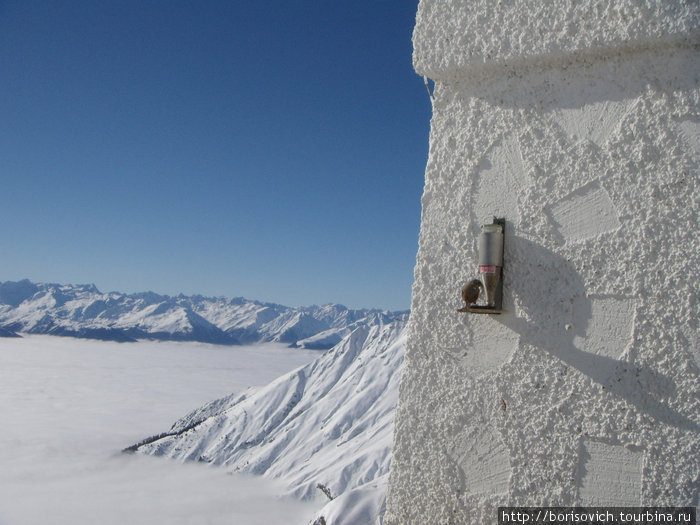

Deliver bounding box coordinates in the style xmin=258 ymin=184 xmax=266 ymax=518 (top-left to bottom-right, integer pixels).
xmin=457 ymin=217 xmax=505 ymax=315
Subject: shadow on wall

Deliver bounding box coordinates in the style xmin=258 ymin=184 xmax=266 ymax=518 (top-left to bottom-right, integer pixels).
xmin=460 ymin=43 xmax=699 ymax=113
xmin=497 ymin=233 xmax=697 ymax=432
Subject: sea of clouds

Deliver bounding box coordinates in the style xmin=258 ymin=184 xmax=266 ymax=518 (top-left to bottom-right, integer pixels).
xmin=0 ymin=335 xmax=321 ymax=525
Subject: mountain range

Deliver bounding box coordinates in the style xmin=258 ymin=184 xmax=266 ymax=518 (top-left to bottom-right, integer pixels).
xmin=0 ymin=279 xmax=407 ymax=349
xmin=0 ymin=278 xmax=409 ymax=523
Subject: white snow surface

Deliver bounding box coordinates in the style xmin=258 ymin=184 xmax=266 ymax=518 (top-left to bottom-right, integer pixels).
xmin=133 ymin=320 xmax=407 ymax=523
xmin=310 ymin=475 xmax=389 ymax=525
xmin=0 ymin=279 xmax=406 ymax=348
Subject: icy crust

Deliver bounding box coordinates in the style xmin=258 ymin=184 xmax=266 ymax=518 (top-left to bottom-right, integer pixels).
xmin=385 ymin=35 xmax=699 ymax=525
xmin=0 ymin=280 xmax=406 ymax=348
xmin=413 ymin=0 xmax=699 ymax=79
xmin=130 ymin=321 xmax=406 ymax=512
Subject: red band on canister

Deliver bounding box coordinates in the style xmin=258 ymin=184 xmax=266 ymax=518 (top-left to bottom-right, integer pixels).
xmin=480 ymin=265 xmax=498 ymax=274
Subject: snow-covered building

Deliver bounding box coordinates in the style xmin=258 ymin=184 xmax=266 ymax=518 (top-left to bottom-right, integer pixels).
xmin=386 ymin=1 xmax=699 ymax=523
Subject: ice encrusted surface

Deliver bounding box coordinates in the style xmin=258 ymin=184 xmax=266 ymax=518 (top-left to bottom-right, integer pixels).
xmin=413 ymin=0 xmax=699 ymax=79
xmin=387 ymin=2 xmax=699 ymax=523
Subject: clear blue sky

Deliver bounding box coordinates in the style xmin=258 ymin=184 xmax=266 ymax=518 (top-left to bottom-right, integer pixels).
xmin=0 ymin=1 xmax=429 ymax=311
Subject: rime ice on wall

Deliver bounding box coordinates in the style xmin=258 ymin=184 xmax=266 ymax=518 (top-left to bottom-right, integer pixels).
xmin=386 ymin=2 xmax=699 ymax=523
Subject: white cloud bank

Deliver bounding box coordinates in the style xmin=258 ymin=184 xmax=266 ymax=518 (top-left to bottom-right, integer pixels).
xmin=0 ymin=335 xmax=320 ymax=525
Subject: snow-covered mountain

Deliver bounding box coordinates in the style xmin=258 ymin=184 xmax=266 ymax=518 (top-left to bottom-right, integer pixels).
xmin=127 ymin=320 xmax=407 ymax=525
xmin=0 ymin=279 xmax=406 ymax=348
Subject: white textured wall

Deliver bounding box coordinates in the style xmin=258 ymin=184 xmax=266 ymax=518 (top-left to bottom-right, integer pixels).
xmin=386 ymin=2 xmax=699 ymax=523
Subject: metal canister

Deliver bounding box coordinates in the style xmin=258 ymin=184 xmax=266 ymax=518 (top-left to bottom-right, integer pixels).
xmin=478 ymin=223 xmax=503 ymax=307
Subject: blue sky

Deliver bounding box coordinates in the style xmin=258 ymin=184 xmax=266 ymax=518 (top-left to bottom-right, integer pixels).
xmin=0 ymin=1 xmax=429 ymax=311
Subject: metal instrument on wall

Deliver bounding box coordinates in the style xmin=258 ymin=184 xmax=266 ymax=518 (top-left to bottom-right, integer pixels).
xmin=458 ymin=217 xmax=504 ymax=314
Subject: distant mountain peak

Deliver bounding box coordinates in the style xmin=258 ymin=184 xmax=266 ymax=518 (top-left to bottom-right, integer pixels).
xmin=0 ymin=279 xmax=408 ymax=348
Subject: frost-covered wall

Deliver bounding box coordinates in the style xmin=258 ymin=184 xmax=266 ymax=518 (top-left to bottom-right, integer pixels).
xmin=386 ymin=1 xmax=699 ymax=523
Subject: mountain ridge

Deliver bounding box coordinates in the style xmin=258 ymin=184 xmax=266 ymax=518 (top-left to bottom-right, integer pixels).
xmin=129 ymin=319 xmax=408 ymax=524
xmin=0 ymin=279 xmax=408 ymax=348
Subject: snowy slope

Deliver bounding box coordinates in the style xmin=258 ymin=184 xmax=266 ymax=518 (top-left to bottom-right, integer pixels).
xmin=0 ymin=279 xmax=407 ymax=348
xmin=128 ymin=320 xmax=407 ymax=524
